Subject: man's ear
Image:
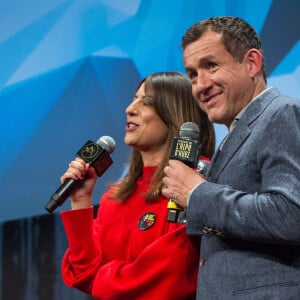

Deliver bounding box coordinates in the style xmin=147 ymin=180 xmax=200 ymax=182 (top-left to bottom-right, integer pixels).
xmin=245 ymin=48 xmax=263 ymax=78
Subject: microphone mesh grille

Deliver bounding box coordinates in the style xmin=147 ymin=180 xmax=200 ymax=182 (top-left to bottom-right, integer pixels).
xmin=96 ymin=136 xmax=116 ymax=154
xmin=179 ymin=122 xmax=200 ymax=140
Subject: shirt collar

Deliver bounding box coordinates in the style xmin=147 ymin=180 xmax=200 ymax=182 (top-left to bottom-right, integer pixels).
xmin=229 ymin=87 xmax=271 ymax=132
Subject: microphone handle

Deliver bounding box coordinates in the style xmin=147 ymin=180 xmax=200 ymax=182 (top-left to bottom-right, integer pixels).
xmin=45 ymin=178 xmax=79 ymax=213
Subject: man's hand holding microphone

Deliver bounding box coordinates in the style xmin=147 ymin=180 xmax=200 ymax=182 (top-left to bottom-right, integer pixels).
xmin=162 ymin=122 xmax=207 ymax=221
xmin=163 ymin=160 xmax=206 ymax=208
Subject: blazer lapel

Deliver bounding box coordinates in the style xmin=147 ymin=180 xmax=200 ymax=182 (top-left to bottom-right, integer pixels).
xmin=207 ymin=126 xmax=250 ymax=181
xmin=207 ymin=88 xmax=280 ymax=182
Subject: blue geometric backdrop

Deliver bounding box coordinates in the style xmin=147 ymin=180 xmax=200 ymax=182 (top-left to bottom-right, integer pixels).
xmin=0 ymin=0 xmax=300 ymax=222
xmin=1 ymin=1 xmax=300 ymax=299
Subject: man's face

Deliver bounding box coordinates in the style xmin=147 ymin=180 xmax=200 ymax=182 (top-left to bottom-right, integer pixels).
xmin=183 ymin=30 xmax=254 ymax=128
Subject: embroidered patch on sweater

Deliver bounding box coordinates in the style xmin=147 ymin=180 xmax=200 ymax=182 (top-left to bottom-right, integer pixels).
xmin=138 ymin=212 xmax=156 ymax=230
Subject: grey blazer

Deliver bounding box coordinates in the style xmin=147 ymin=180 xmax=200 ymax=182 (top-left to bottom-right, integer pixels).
xmin=187 ymin=88 xmax=300 ymax=299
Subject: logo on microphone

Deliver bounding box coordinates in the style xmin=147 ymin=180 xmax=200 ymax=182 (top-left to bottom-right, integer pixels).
xmin=173 ymin=139 xmax=193 ymax=160
xmin=76 ymin=140 xmax=113 ymax=176
xmin=80 ymin=142 xmax=100 ymax=160
xmin=169 ymin=137 xmax=199 ymax=167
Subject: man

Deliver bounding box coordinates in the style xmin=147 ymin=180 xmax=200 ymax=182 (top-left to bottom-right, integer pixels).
xmin=162 ymin=16 xmax=300 ymax=299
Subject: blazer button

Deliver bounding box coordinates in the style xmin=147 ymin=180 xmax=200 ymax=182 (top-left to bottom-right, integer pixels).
xmin=199 ymin=258 xmax=205 ymax=266
xmin=202 ymin=226 xmax=210 ymax=234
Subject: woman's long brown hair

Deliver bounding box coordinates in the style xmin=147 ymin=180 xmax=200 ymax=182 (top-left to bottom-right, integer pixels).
xmin=110 ymin=71 xmax=215 ymax=202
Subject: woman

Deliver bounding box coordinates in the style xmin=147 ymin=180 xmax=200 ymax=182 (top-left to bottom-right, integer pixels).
xmin=60 ymin=71 xmax=215 ymax=299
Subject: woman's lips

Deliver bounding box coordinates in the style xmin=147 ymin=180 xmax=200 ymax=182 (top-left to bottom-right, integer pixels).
xmin=126 ymin=122 xmax=139 ymax=131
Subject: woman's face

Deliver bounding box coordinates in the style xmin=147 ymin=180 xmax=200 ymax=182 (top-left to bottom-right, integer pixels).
xmin=124 ymin=82 xmax=169 ymax=155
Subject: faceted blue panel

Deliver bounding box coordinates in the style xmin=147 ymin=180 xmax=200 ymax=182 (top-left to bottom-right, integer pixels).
xmin=1 ymin=1 xmax=300 ymax=299
xmin=0 ymin=56 xmax=140 ymax=221
xmin=0 ymin=0 xmax=299 ymax=222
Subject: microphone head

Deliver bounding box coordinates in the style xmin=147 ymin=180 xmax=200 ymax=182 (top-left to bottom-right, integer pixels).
xmin=179 ymin=122 xmax=200 ymax=140
xmin=96 ymin=136 xmax=116 ymax=154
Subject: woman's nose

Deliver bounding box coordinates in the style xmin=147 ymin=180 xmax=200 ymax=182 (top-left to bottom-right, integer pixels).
xmin=125 ymin=101 xmax=138 ymax=115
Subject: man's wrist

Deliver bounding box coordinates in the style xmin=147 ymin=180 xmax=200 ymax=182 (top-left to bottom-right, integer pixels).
xmin=186 ymin=182 xmax=203 ymax=207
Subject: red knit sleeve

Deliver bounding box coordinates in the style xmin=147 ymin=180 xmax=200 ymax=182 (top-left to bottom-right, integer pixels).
xmin=91 ymin=226 xmax=199 ymax=300
xmin=61 ymin=207 xmax=199 ymax=300
xmin=61 ymin=207 xmax=103 ymax=294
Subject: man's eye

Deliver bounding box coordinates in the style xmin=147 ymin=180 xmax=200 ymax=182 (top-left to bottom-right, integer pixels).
xmin=208 ymin=62 xmax=217 ymax=69
xmin=188 ymin=72 xmax=197 ymax=80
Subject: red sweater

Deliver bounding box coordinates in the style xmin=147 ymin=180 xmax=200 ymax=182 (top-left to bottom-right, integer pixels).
xmin=61 ymin=166 xmax=200 ymax=300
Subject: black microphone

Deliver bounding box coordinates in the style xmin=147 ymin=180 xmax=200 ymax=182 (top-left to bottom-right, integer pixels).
xmin=45 ymin=135 xmax=116 ymax=213
xmin=167 ymin=122 xmax=200 ymax=222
